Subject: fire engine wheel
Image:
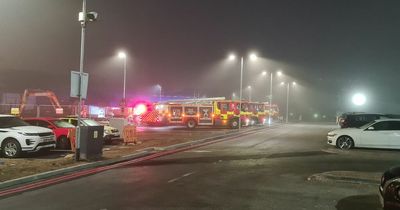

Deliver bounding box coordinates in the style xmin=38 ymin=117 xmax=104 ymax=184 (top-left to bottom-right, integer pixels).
xmin=229 ymin=119 xmax=239 ymax=129
xmin=186 ymin=119 xmax=197 ymax=129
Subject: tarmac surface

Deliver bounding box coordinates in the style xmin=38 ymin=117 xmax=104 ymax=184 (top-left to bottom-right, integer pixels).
xmin=1 ymin=123 xmax=397 ymax=210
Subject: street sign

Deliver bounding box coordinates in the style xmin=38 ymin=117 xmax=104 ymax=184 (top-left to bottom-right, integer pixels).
xmin=70 ymin=71 xmax=89 ymax=99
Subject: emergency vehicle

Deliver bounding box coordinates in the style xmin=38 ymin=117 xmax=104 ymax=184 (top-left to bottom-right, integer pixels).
xmin=139 ymin=98 xmax=279 ymax=129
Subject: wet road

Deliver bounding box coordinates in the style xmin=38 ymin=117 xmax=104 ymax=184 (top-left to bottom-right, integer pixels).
xmin=1 ymin=123 xmax=397 ymax=210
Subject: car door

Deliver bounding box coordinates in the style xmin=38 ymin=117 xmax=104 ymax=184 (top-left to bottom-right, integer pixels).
xmin=361 ymin=121 xmax=393 ymax=148
xmin=384 ymin=121 xmax=400 ymax=149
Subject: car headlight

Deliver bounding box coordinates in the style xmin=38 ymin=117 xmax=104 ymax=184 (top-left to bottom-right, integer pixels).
xmin=18 ymin=132 xmax=39 ymax=136
xmin=104 ymin=130 xmax=111 ymax=134
xmin=327 ymin=133 xmax=337 ymax=137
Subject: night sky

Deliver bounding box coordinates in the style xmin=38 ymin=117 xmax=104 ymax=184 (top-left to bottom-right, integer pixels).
xmin=1 ymin=0 xmax=400 ymax=118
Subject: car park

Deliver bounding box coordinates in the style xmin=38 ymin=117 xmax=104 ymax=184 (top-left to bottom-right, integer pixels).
xmin=24 ymin=118 xmax=75 ymax=149
xmin=60 ymin=117 xmax=120 ymax=144
xmin=379 ymin=166 xmax=400 ymax=210
xmin=0 ymin=115 xmax=56 ymax=158
xmin=327 ymin=119 xmax=400 ymax=150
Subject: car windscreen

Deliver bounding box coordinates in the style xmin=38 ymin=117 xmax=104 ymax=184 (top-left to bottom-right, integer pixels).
xmin=51 ymin=120 xmax=75 ymax=128
xmin=0 ymin=117 xmax=30 ymax=128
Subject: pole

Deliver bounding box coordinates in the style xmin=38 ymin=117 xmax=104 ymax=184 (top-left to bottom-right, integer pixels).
xmin=159 ymin=86 xmax=162 ymax=101
xmin=76 ymin=0 xmax=87 ymax=161
xmin=249 ymin=88 xmax=251 ymax=102
xmin=123 ymin=56 xmax=127 ymax=100
xmin=286 ymin=83 xmax=289 ymax=123
xmin=238 ymin=57 xmax=244 ymax=129
xmin=269 ymin=73 xmax=273 ymax=124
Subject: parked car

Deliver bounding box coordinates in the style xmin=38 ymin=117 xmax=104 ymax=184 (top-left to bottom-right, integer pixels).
xmin=0 ymin=115 xmax=56 ymax=158
xmin=60 ymin=117 xmax=120 ymax=144
xmin=327 ymin=119 xmax=400 ymax=150
xmin=337 ymin=113 xmax=387 ymax=128
xmin=379 ymin=166 xmax=400 ymax=210
xmin=24 ymin=118 xmax=75 ymax=149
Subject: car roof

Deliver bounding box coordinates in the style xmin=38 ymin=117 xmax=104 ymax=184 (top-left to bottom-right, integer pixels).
xmin=374 ymin=119 xmax=400 ymax=122
xmin=24 ymin=117 xmax=58 ymax=121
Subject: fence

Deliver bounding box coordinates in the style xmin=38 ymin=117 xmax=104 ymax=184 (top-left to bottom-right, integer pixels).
xmin=0 ymin=104 xmax=127 ymax=118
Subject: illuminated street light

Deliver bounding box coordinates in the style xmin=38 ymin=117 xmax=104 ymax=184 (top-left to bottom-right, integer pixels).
xmin=232 ymin=92 xmax=236 ymax=100
xmin=262 ymin=71 xmax=267 ymax=76
xmin=277 ymin=71 xmax=283 ymax=77
xmin=292 ymin=81 xmax=296 ymax=86
xmin=249 ymin=53 xmax=258 ymax=61
xmin=352 ymin=93 xmax=366 ymax=106
xmin=280 ymin=81 xmax=285 ymax=85
xmin=228 ymin=52 xmax=258 ymax=129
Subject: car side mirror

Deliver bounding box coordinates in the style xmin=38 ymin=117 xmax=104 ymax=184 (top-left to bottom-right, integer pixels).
xmin=48 ymin=125 xmax=55 ymax=129
xmin=367 ymin=126 xmax=375 ymax=131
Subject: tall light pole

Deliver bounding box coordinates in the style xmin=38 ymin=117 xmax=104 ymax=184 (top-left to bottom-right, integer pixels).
xmin=118 ymin=52 xmax=127 ymax=115
xmin=265 ymin=70 xmax=282 ymax=125
xmin=76 ymin=0 xmax=97 ymax=161
xmin=118 ymin=52 xmax=127 ymax=100
xmin=156 ymin=84 xmax=162 ymax=101
xmin=247 ymin=86 xmax=252 ymax=102
xmin=281 ymin=81 xmax=296 ymax=123
xmin=228 ymin=53 xmax=257 ymax=129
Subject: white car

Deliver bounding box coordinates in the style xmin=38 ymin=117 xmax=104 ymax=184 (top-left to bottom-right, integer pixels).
xmin=327 ymin=119 xmax=400 ymax=150
xmin=0 ymin=115 xmax=56 ymax=158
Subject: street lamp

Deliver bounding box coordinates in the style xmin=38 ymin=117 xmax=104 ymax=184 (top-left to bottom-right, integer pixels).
xmin=281 ymin=81 xmax=296 ymax=123
xmin=156 ymin=84 xmax=162 ymax=101
xmin=247 ymin=86 xmax=252 ymax=102
xmin=228 ymin=53 xmax=258 ymax=129
xmin=352 ymin=93 xmax=366 ymax=106
xmin=232 ymin=92 xmax=236 ymax=100
xmin=118 ymin=52 xmax=127 ymax=110
xmin=263 ymin=70 xmax=283 ymax=125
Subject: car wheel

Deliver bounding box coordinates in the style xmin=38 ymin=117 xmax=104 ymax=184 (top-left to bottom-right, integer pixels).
xmin=58 ymin=136 xmax=71 ymax=150
xmin=229 ymin=119 xmax=239 ymax=129
xmin=336 ymin=136 xmax=354 ymax=150
xmin=186 ymin=119 xmax=197 ymax=129
xmin=104 ymin=136 xmax=113 ymax=145
xmin=1 ymin=138 xmax=22 ymax=158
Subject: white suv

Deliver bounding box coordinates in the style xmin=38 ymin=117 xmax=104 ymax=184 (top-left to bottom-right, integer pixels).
xmin=0 ymin=115 xmax=56 ymax=158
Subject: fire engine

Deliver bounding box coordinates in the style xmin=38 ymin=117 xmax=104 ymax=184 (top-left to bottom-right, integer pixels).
xmin=139 ymin=98 xmax=279 ymax=129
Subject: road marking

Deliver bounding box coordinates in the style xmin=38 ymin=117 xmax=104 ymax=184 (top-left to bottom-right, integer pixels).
xmin=167 ymin=171 xmax=195 ymax=183
xmin=184 ymin=150 xmax=211 ymax=153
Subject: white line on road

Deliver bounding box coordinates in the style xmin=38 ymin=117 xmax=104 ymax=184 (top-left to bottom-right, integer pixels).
xmin=167 ymin=171 xmax=196 ymax=183
xmin=184 ymin=150 xmax=212 ymax=153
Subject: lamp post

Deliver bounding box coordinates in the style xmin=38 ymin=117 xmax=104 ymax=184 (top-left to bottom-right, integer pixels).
xmin=263 ymin=70 xmax=282 ymax=125
xmin=228 ymin=53 xmax=257 ymax=129
xmin=76 ymin=0 xmax=97 ymax=161
xmin=118 ymin=52 xmax=127 ymax=116
xmin=156 ymin=84 xmax=162 ymax=101
xmin=247 ymin=86 xmax=252 ymax=102
xmin=281 ymin=81 xmax=296 ymax=123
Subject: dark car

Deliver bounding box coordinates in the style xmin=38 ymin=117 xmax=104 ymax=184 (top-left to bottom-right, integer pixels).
xmin=380 ymin=166 xmax=400 ymax=210
xmin=337 ymin=113 xmax=388 ymax=128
